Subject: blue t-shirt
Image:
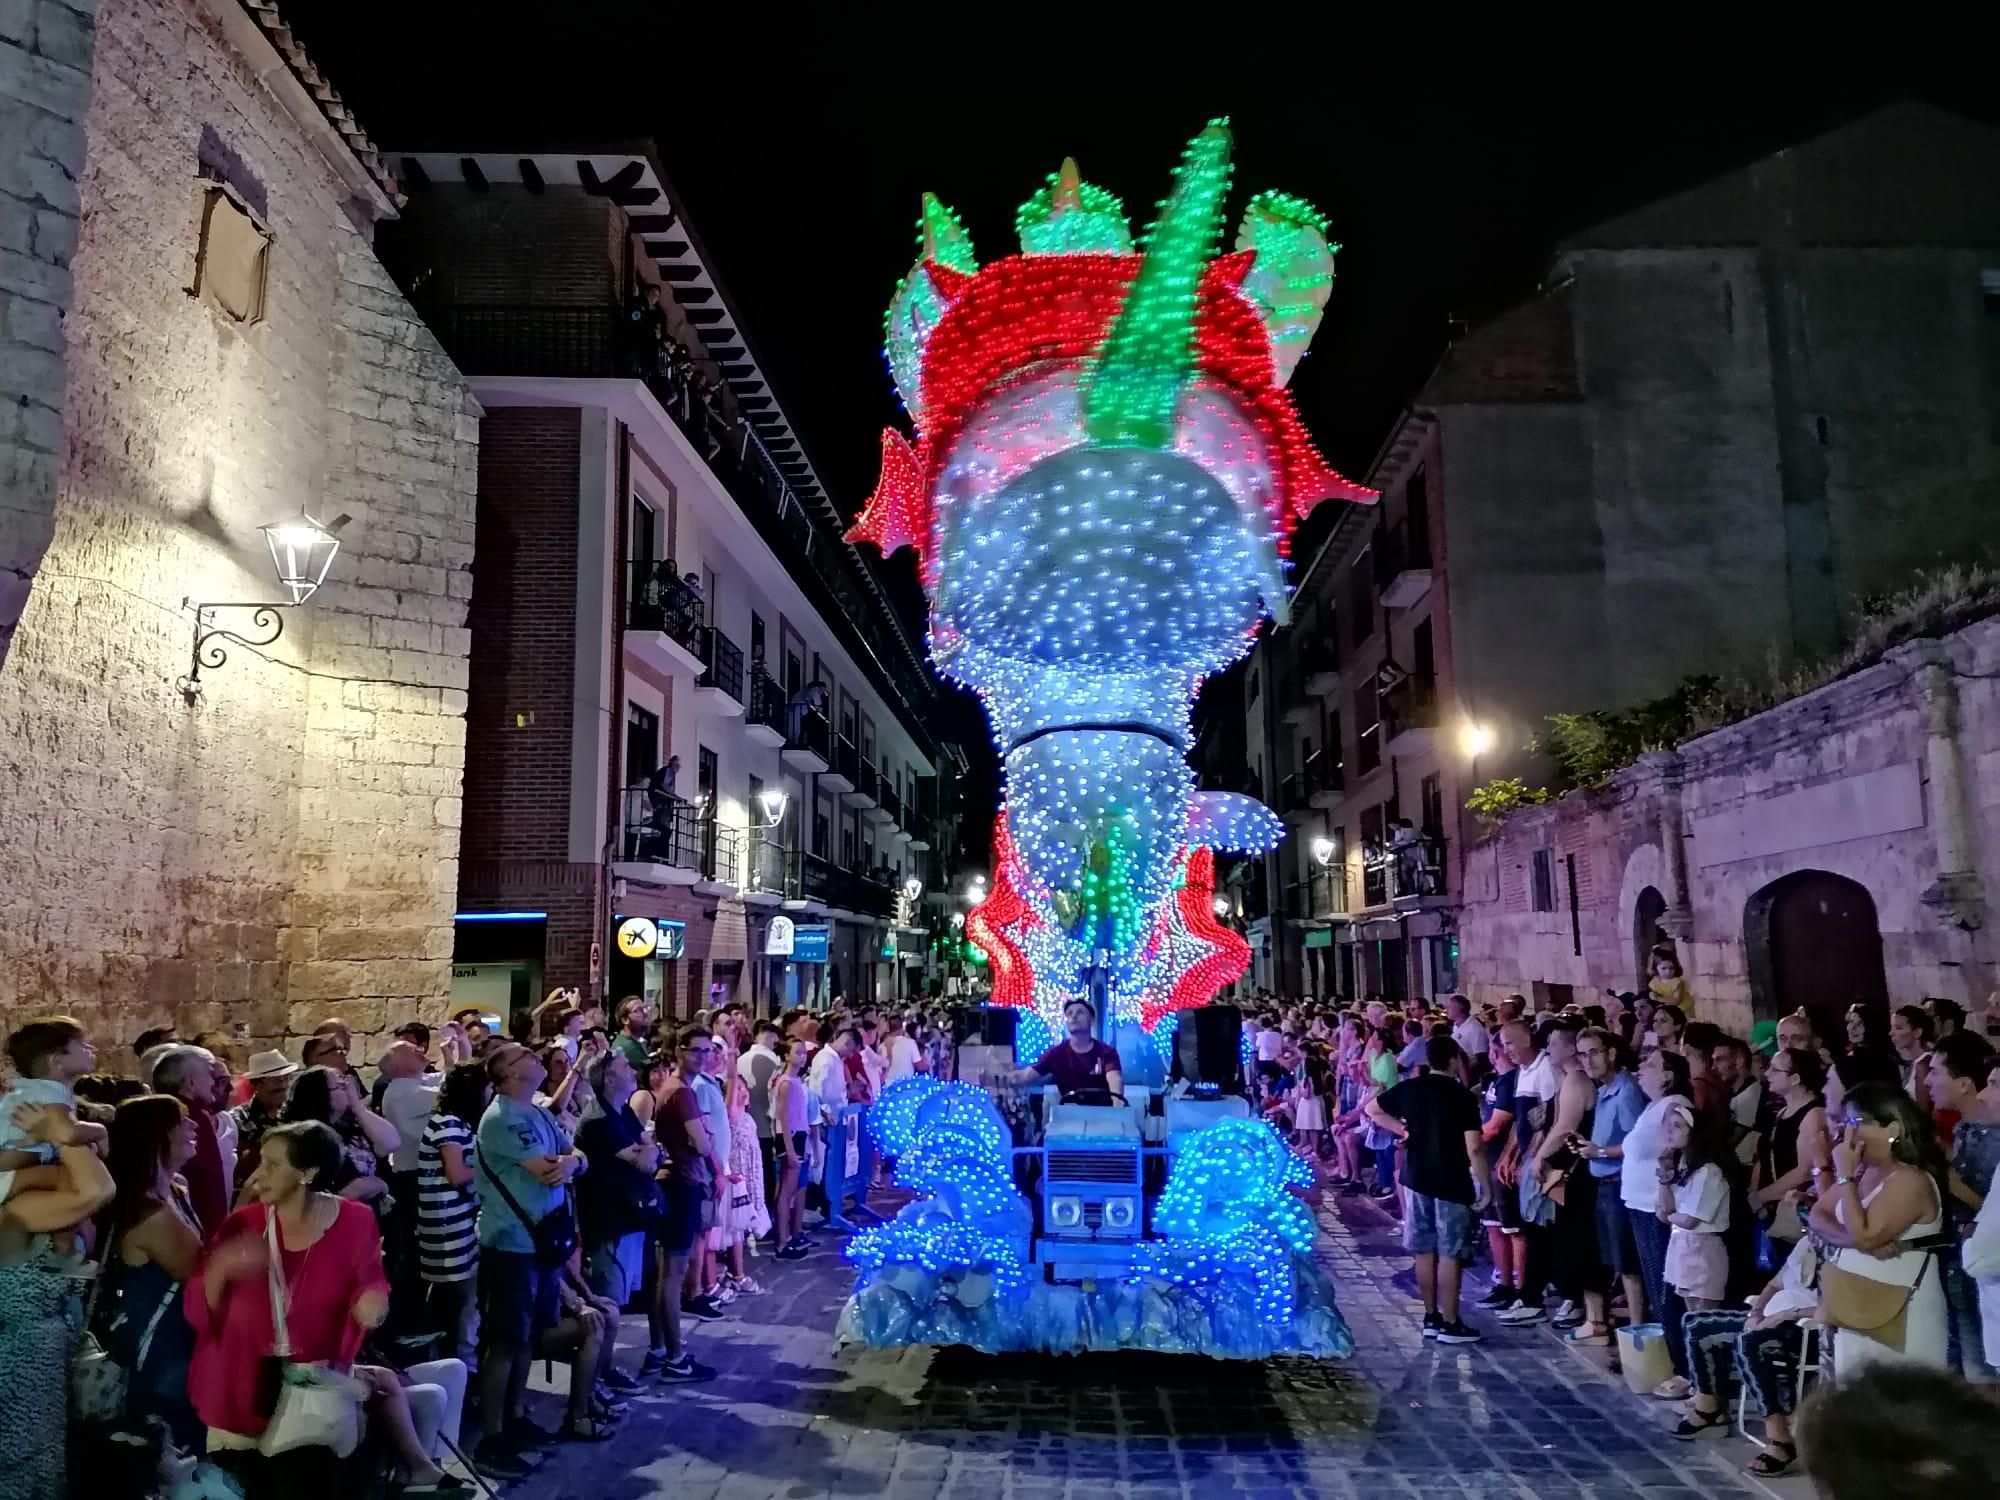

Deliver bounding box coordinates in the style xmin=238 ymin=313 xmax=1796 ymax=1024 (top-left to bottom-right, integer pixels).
xmin=475 ymin=1093 xmax=569 ymax=1253
xmin=1589 ymin=1070 xmax=1648 ymax=1179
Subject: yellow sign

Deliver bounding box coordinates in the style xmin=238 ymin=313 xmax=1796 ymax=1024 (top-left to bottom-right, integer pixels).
xmin=616 ymin=916 xmax=659 ymax=959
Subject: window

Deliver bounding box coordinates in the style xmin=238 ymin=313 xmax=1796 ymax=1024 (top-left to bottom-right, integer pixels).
xmin=1248 ymin=670 xmax=1260 ymax=707
xmin=192 ymin=181 xmax=269 ymax=324
xmin=1420 ymin=773 xmax=1443 ymax=839
xmin=1530 ymin=848 xmax=1557 ymax=912
xmin=750 ymin=612 xmax=766 ymax=671
xmin=1414 ymin=618 xmax=1434 ymax=681
xmin=813 ymin=794 xmax=831 ymax=859
xmin=841 ymin=816 xmax=856 ymax=869
xmin=1360 ymin=804 xmax=1387 ymax=908
xmin=1348 ymin=550 xmax=1374 ymax=647
xmin=629 ymin=496 xmax=660 ymax=563
xmin=1567 ymin=852 xmax=1582 ymax=955
xmin=697 ymin=746 xmax=717 ymax=818
xmin=701 ymin=565 xmax=718 ymax=625
xmin=624 ymin=704 xmax=658 ymax=785
xmin=1406 ymin=465 xmax=1431 ymax=568
xmin=1355 ymin=681 xmax=1381 ymax=776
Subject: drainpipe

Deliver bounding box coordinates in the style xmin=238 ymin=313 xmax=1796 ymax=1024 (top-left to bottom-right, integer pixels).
xmin=1903 ymin=640 xmax=1988 ymax=942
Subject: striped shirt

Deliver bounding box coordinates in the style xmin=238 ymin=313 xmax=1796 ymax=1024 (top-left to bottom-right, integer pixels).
xmin=417 ymin=1112 xmax=477 ymax=1282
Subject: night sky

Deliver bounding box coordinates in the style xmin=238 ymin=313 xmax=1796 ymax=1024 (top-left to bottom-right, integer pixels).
xmin=271 ymin=13 xmax=1990 ymax=868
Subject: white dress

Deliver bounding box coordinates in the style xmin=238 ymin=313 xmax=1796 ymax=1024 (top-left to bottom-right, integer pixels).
xmin=1292 ymin=1085 xmax=1327 ymax=1134
xmin=1829 ymin=1171 xmax=1949 ymax=1377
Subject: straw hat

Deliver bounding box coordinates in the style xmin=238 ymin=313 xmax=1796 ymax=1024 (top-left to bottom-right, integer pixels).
xmin=244 ymin=1049 xmax=299 ymax=1081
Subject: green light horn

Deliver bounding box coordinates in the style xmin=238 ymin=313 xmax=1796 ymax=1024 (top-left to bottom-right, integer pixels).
xmin=1082 ymin=118 xmax=1234 ymax=449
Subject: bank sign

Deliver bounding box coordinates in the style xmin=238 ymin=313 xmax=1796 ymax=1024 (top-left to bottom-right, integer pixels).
xmin=790 ymin=924 xmax=830 ymax=963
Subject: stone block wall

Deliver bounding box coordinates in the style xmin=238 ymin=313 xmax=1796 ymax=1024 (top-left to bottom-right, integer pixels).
xmin=1457 ymin=617 xmax=2000 ymax=1035
xmin=0 ymin=0 xmax=95 ymax=669
xmin=0 ymin=0 xmax=476 ymax=1062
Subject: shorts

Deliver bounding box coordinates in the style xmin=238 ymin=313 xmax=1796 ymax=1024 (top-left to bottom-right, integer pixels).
xmin=585 ymin=1232 xmax=645 ymax=1304
xmin=656 ymin=1176 xmax=706 ymax=1257
xmin=1665 ymin=1228 xmax=1728 ymax=1302
xmin=478 ymin=1247 xmax=560 ymax=1349
xmin=1594 ymin=1177 xmax=1637 ymax=1276
xmin=1404 ymin=1192 xmax=1479 ymax=1261
xmin=1479 ymin=1159 xmax=1521 ymax=1231
xmin=788 ymin=1131 xmax=811 ymax=1188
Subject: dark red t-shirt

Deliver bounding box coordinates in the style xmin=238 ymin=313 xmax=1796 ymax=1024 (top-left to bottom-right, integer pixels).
xmin=1033 ymin=1039 xmax=1122 ymax=1098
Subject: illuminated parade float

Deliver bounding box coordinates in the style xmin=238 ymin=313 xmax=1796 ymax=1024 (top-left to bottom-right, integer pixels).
xmin=837 ymin=122 xmax=1374 ymax=1358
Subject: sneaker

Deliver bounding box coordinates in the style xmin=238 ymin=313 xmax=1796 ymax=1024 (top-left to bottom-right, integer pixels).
xmin=1651 ymin=1376 xmax=1692 ymax=1401
xmin=708 ymin=1281 xmax=739 ymax=1306
xmin=1421 ymin=1312 xmax=1443 ymax=1340
xmin=1476 ymin=1286 xmax=1518 ymax=1310
xmin=775 ymin=1242 xmax=810 ymax=1261
xmin=1495 ymin=1301 xmax=1547 ymax=1324
xmin=1550 ymin=1298 xmax=1579 ymax=1322
xmin=1434 ymin=1319 xmax=1483 ymax=1345
xmin=1368 ymin=1184 xmax=1397 ymax=1201
xmin=638 ymin=1348 xmax=674 ymax=1377
xmin=727 ymin=1274 xmax=766 ymax=1296
xmin=601 ymin=1366 xmax=644 ymax=1394
xmin=652 ymin=1353 xmax=715 ymax=1383
xmin=681 ymin=1293 xmax=726 ymax=1321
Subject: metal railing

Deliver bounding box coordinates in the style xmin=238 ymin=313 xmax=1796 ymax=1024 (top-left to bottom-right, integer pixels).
xmin=1374 ymin=519 xmax=1433 ymax=587
xmin=620 ymin=787 xmax=700 ymax=870
xmin=745 ymin=831 xmax=789 ymax=898
xmin=1305 ymin=746 xmax=1343 ymax=796
xmin=626 ymin=558 xmax=704 ymax=652
xmin=787 ymin=705 xmax=831 ymax=760
xmin=1383 ymin=674 xmax=1440 ymax=741
xmin=699 ymin=822 xmax=742 ymax=886
xmin=1299 ymin=636 xmax=1339 ymax=682
xmin=880 ymin=780 xmax=902 ymax=826
xmin=832 ymin=733 xmax=859 ymax=782
xmin=794 ymin=850 xmax=834 ymax=905
xmin=1361 ymin=832 xmax=1447 ymax=904
xmin=409 ymin=300 xmax=937 ymax=751
xmin=1280 ymin=772 xmax=1313 ymax=816
xmin=747 ymin=669 xmax=786 ymax=737
xmin=698 ymin=628 xmax=744 ymax=703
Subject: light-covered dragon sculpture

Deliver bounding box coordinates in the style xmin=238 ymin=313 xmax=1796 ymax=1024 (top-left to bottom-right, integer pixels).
xmin=849 ymin=120 xmax=1375 ymax=1048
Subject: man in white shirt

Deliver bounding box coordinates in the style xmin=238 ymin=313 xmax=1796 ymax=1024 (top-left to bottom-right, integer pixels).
xmin=738 ymin=1021 xmax=784 ymax=1208
xmin=882 ymin=1013 xmax=924 ymax=1084
xmin=1448 ymin=995 xmax=1489 ymax=1066
xmin=809 ymin=1027 xmax=862 ymax=1230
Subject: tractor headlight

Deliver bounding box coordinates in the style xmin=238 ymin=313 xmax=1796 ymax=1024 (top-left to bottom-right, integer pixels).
xmin=1102 ymin=1195 xmax=1136 ymax=1230
xmin=1049 ymin=1195 xmax=1083 ymax=1229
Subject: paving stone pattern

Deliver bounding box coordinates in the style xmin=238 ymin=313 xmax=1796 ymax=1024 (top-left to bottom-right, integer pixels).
xmin=507 ymin=1190 xmax=1784 ymax=1500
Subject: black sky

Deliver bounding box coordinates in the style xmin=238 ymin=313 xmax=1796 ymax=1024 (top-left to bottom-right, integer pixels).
xmin=271 ymin=13 xmax=1994 ymax=867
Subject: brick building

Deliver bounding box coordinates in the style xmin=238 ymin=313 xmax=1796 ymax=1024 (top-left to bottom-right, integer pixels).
xmin=0 ymin=0 xmax=478 ymax=1054
xmin=379 ymin=151 xmax=957 ymax=1023
xmin=1203 ymin=104 xmax=2000 ymax=1005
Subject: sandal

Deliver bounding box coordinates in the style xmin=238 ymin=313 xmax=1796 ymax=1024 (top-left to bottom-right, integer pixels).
xmin=1671 ymin=1406 xmax=1729 ymax=1440
xmin=563 ymin=1415 xmax=618 ymax=1442
xmin=1745 ymin=1441 xmax=1797 ymax=1477
xmin=1565 ymin=1323 xmax=1612 ymax=1347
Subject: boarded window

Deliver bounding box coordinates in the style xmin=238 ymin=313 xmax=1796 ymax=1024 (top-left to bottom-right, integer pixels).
xmin=193 ymin=184 xmax=270 ymax=324
xmin=1530 ymin=848 xmax=1557 ymax=913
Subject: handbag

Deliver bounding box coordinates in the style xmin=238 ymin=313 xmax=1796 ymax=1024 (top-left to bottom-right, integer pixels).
xmin=258 ymin=1209 xmax=366 ymax=1458
xmin=1814 ymin=1251 xmax=1930 ymax=1353
xmin=479 ymin=1135 xmax=579 ymax=1270
xmin=70 ymin=1246 xmax=128 ymax=1425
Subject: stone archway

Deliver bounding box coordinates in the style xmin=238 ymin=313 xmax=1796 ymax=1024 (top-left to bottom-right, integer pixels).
xmin=1745 ymin=870 xmax=1888 ymax=1040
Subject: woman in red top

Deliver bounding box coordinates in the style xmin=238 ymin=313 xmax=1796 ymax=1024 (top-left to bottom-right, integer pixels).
xmin=185 ymin=1120 xmax=467 ymax=1496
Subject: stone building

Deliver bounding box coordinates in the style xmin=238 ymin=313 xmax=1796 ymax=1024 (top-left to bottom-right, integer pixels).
xmin=377 ymin=151 xmax=956 ymax=1023
xmin=1455 ymin=615 xmax=2000 ymax=1042
xmin=1204 ymin=103 xmax=2000 ymax=1005
xmin=0 ymin=0 xmax=478 ymax=1055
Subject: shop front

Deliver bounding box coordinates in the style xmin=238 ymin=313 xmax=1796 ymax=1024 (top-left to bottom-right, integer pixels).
xmin=605 ymin=912 xmax=688 ymax=1017
xmin=450 ymin=911 xmax=547 ymax=1033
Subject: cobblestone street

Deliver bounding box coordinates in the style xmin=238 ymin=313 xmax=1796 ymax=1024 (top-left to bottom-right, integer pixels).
xmin=498 ymin=1186 xmax=1806 ymax=1500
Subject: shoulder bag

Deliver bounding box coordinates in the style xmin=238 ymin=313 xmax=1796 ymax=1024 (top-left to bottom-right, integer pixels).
xmin=478 ymin=1114 xmax=578 ymax=1269
xmin=258 ymin=1207 xmax=366 ymax=1458
xmin=69 ymin=1234 xmax=127 ymax=1425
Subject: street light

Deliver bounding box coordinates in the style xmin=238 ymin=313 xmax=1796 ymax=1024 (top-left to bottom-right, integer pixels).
xmin=756 ymin=787 xmax=788 ymax=827
xmin=1310 ymin=836 xmax=1336 ymax=867
xmin=1211 ymin=894 xmax=1232 ymax=918
xmin=179 ymin=509 xmax=349 ymax=701
xmin=902 ymin=875 xmax=923 ymax=901
xmin=1460 ymin=722 xmax=1495 ymax=759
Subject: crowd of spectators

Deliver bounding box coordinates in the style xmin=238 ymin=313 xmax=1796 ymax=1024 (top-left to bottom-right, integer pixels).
xmin=1238 ymin=987 xmax=2000 ymax=1478
xmin=0 ymin=992 xmax=958 ymax=1499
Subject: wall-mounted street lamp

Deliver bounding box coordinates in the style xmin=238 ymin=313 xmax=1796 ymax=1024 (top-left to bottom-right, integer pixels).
xmin=1211 ymin=894 xmax=1232 ymax=918
xmin=902 ymin=875 xmax=923 ymax=901
xmin=1310 ymin=835 xmax=1336 ymax=867
xmin=179 ymin=510 xmax=348 ymax=702
xmin=756 ymin=787 xmax=789 ymax=827
xmin=1460 ymin=723 xmax=1495 ymax=759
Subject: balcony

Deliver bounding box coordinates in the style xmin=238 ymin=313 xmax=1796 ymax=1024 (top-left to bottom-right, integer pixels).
xmin=624 ymin=559 xmax=705 ymax=678
xmin=843 ymin=868 xmax=899 ymax=921
xmin=612 ymin=788 xmax=700 ymax=886
xmin=1279 ymin=771 xmax=1315 ymax=824
xmin=1383 ymin=675 xmax=1441 ymax=758
xmin=743 ymin=832 xmax=790 ymax=906
xmin=692 ymin=628 xmax=744 ymax=717
xmin=822 ymin=733 xmax=858 ymax=795
xmin=1312 ymin=862 xmax=1350 ymax=918
xmin=411 ymin=300 xmax=938 ymax=749
xmin=745 ymin=669 xmax=786 ymax=748
xmin=1281 ymin=684 xmax=1317 ymax=727
xmin=1300 ymin=637 xmax=1341 ymax=698
xmin=1374 ymin=521 xmax=1434 ymax=610
xmin=863 ymin=765 xmax=895 ymax=827
xmin=1360 ymin=832 xmax=1448 ymax=910
xmin=693 ymin=823 xmax=742 ymax=897
xmin=847 ymin=755 xmax=878 ymax=810
xmin=781 ymin=705 xmax=831 ymax=775
xmin=1305 ymin=746 xmax=1344 ymax=809
xmin=788 ymin=850 xmax=834 ymax=911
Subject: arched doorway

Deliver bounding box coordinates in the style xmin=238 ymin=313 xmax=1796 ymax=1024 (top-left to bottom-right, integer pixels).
xmin=1633 ymin=886 xmax=1667 ymax=992
xmin=1745 ymin=871 xmax=1888 ymax=1042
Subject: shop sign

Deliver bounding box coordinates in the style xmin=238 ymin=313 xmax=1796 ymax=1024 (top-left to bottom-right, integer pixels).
xmin=791 ymin=924 xmax=830 ymax=963
xmin=765 ymin=915 xmax=795 ymax=956
xmin=616 ymin=916 xmax=685 ymax=960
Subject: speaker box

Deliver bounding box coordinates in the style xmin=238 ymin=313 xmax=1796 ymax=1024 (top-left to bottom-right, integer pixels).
xmin=1175 ymin=1004 xmax=1244 ymax=1092
xmin=952 ymin=1005 xmax=1019 ymax=1048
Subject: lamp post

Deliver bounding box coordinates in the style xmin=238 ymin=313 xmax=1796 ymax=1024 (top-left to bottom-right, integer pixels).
xmin=178 ymin=510 xmax=347 ymax=702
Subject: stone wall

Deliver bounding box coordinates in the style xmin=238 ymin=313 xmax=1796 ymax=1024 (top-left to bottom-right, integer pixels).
xmin=0 ymin=0 xmax=477 ymax=1060
xmin=1457 ymin=616 xmax=2000 ymax=1037
xmin=0 ymin=0 xmax=96 ymax=668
